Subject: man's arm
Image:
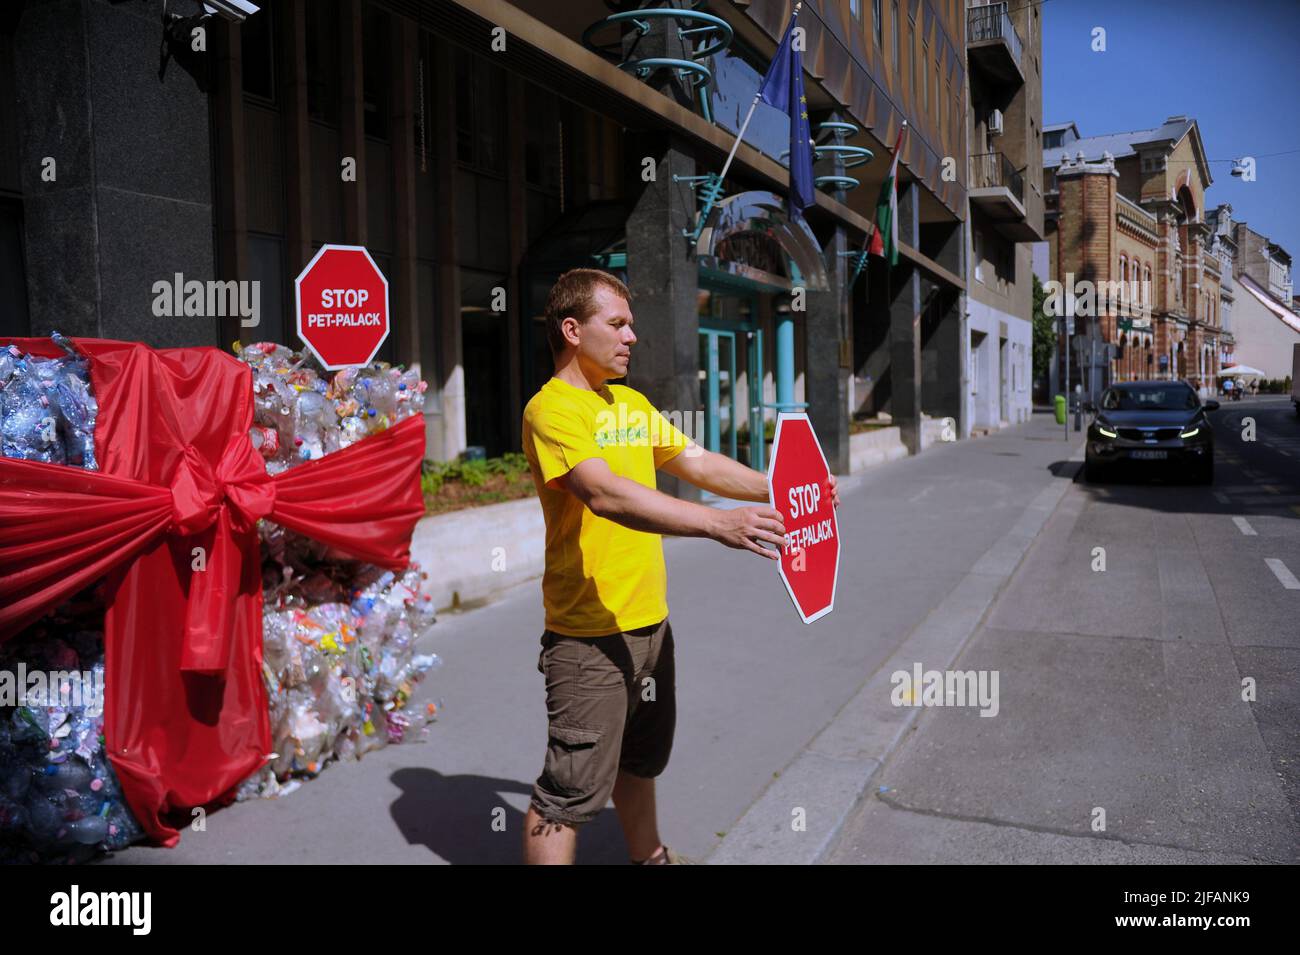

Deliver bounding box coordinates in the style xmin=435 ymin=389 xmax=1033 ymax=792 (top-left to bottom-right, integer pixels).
xmin=659 ymin=444 xmax=843 ymax=509
xmin=658 ymin=446 xmax=768 ymax=501
xmin=560 ymin=457 xmax=786 ymax=559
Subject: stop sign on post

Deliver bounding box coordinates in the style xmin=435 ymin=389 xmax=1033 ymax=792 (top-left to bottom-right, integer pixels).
xmin=767 ymin=412 xmax=839 ymax=624
xmin=295 ymin=244 xmax=390 ymax=369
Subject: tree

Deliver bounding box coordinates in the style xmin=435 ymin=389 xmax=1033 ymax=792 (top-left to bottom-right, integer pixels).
xmin=1031 ymin=274 xmax=1056 ymax=385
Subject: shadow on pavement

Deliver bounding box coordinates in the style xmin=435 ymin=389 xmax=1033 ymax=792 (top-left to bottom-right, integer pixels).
xmin=387 ymin=768 xmax=628 ymax=864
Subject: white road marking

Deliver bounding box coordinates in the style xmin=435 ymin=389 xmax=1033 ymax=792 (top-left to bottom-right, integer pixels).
xmin=1232 ymin=517 xmax=1257 ymax=536
xmin=1265 ymin=558 xmax=1300 ymax=590
xmin=1213 ymin=491 xmax=1231 ymax=504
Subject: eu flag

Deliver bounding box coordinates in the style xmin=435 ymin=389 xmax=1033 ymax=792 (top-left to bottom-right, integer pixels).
xmin=757 ymin=6 xmax=816 ymax=216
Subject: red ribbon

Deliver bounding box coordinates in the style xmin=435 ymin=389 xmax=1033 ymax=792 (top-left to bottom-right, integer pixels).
xmin=0 ymin=338 xmax=425 ymax=844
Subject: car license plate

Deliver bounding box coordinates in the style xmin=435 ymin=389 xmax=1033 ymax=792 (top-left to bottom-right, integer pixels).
xmin=1130 ymin=450 xmax=1167 ymax=460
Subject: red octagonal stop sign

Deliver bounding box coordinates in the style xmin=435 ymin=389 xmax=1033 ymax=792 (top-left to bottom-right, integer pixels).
xmin=767 ymin=412 xmax=839 ymax=624
xmin=295 ymin=244 xmax=390 ymax=369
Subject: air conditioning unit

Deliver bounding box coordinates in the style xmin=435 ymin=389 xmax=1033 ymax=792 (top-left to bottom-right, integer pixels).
xmin=988 ymin=109 xmax=1004 ymax=135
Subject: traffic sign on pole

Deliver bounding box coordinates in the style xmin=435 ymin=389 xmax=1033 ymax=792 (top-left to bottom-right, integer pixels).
xmin=766 ymin=412 xmax=840 ymax=624
xmin=294 ymin=244 xmax=390 ymax=369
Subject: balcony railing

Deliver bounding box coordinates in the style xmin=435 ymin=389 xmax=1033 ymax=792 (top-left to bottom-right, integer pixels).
xmin=970 ymin=152 xmax=1024 ymax=205
xmin=967 ymin=2 xmax=1023 ymax=67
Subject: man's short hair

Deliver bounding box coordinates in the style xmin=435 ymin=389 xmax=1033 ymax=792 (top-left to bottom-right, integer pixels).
xmin=543 ymin=269 xmax=631 ymax=356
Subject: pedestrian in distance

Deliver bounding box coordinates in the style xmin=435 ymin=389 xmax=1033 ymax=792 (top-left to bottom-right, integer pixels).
xmin=519 ymin=269 xmax=840 ymax=865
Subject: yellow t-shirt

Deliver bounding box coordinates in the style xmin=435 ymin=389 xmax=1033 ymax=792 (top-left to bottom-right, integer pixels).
xmin=521 ymin=376 xmax=691 ymax=637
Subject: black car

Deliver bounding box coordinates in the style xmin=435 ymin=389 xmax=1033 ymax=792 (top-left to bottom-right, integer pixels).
xmin=1084 ymin=381 xmax=1218 ymax=484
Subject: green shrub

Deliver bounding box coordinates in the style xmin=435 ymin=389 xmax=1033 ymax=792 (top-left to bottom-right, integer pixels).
xmin=421 ymin=451 xmax=532 ymax=496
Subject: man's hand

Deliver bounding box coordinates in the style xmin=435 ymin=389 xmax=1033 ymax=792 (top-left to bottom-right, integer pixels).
xmin=827 ymin=473 xmax=841 ymax=509
xmin=709 ymin=506 xmax=787 ymax=560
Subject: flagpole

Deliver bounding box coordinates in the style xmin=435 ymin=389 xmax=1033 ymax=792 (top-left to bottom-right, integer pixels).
xmin=717 ymin=94 xmax=761 ymax=185
xmin=717 ymin=2 xmax=802 ymax=186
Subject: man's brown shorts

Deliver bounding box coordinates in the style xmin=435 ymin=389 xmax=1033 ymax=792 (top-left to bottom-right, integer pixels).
xmin=530 ymin=617 xmax=676 ymax=827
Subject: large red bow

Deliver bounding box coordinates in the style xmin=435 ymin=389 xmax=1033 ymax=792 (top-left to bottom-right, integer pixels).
xmin=0 ymin=338 xmax=425 ymax=845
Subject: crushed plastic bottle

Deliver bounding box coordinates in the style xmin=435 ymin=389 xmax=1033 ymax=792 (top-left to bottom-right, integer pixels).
xmin=0 ymin=619 xmax=145 ymax=864
xmin=0 ymin=335 xmax=98 ymax=469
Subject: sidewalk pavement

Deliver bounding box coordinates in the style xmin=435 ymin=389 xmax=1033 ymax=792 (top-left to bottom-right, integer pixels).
xmin=104 ymin=412 xmax=1084 ymax=865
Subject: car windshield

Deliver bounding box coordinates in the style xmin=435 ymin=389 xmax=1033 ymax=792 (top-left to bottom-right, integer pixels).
xmin=1100 ymin=386 xmax=1198 ymax=411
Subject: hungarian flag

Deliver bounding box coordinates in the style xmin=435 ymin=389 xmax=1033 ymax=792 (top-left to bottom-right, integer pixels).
xmin=868 ymin=121 xmax=907 ymax=266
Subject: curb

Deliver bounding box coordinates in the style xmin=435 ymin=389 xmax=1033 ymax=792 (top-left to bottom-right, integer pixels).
xmin=706 ymin=442 xmax=1087 ymax=865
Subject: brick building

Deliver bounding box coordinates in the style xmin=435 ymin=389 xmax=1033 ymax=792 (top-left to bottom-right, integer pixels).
xmin=1042 ymin=117 xmax=1225 ymax=398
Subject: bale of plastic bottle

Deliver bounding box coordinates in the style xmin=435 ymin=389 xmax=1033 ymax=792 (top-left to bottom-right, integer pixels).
xmin=0 ymin=335 xmax=98 ymax=469
xmin=237 ymin=342 xmax=426 ymax=475
xmin=0 ymin=616 xmax=144 ymax=864
xmin=1 ymin=336 xmax=441 ymax=855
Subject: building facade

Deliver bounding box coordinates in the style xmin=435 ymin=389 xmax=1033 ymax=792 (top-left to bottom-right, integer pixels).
xmin=1232 ymin=274 xmax=1300 ymax=380
xmin=2 ymin=0 xmax=977 ymax=487
xmin=1043 ymin=117 xmax=1225 ymax=398
xmin=963 ymin=0 xmax=1043 ymax=433
xmin=1205 ymin=203 xmax=1237 ymax=367
xmin=1232 ymin=221 xmax=1293 ymax=307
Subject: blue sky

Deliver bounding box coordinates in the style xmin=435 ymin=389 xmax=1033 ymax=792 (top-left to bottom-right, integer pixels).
xmin=1042 ymin=0 xmax=1300 ymax=265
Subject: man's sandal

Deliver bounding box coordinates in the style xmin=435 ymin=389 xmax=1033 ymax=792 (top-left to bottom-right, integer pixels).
xmin=631 ymin=845 xmax=697 ymax=865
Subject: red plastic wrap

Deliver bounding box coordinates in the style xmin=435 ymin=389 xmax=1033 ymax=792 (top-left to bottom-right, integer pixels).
xmin=0 ymin=338 xmax=425 ymax=844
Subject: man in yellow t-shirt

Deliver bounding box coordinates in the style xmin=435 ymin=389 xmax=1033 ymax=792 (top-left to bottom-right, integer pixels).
xmin=520 ymin=269 xmax=839 ymax=865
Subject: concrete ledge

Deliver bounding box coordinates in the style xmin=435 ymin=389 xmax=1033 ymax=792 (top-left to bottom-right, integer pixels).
xmin=409 ymin=496 xmax=545 ymax=611
xmin=848 ymin=426 xmax=909 ymax=472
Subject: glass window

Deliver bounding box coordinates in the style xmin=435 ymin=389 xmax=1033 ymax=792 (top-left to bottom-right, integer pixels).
xmin=455 ymin=49 xmax=474 ymax=165
xmin=241 ymin=4 xmax=276 ymax=103
xmin=922 ymin=41 xmax=928 ymax=112
xmin=524 ymin=82 xmax=562 ymax=191
xmin=873 ymin=0 xmax=883 ymax=46
xmin=306 ymin=0 xmax=340 ymax=124
xmin=247 ymin=235 xmax=285 ymax=347
xmin=1101 ymin=384 xmax=1198 ymax=411
xmin=909 ymin=21 xmax=915 ymax=99
xmin=362 ymin=6 xmax=390 ymax=140
xmin=454 ymin=47 xmax=507 ymax=175
xmin=0 ymin=199 xmax=30 ymax=338
xmin=892 ymin=0 xmax=899 ymax=73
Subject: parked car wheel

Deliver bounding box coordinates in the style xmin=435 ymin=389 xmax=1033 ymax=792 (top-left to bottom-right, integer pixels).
xmin=1084 ymin=458 xmax=1106 ymax=483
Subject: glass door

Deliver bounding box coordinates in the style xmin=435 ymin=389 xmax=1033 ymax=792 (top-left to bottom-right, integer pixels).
xmin=698 ymin=283 xmax=766 ymax=471
xmin=698 ymin=329 xmax=738 ymax=460
xmin=745 ymin=327 xmax=766 ymax=472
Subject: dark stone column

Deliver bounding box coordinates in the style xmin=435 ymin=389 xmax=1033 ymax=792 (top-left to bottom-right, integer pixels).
xmin=856 ymin=254 xmax=891 ymax=417
xmin=921 ymin=284 xmax=963 ymax=428
xmin=624 ymin=131 xmax=700 ymax=502
xmin=13 ymin=0 xmax=216 ymax=346
xmin=887 ymin=182 xmax=922 ymax=454
xmin=807 ymin=224 xmax=849 ymax=474
xmin=920 ymin=220 xmax=964 ymax=431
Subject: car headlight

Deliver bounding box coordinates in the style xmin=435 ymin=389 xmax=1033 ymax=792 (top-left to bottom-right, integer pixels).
xmin=1180 ymin=427 xmax=1199 ymax=439
xmin=1097 ymin=425 xmax=1118 ymax=438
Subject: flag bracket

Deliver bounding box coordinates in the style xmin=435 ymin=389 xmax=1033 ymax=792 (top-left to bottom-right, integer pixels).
xmin=673 ymin=172 xmax=726 ymax=243
xmin=838 ymin=249 xmax=871 ymax=288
